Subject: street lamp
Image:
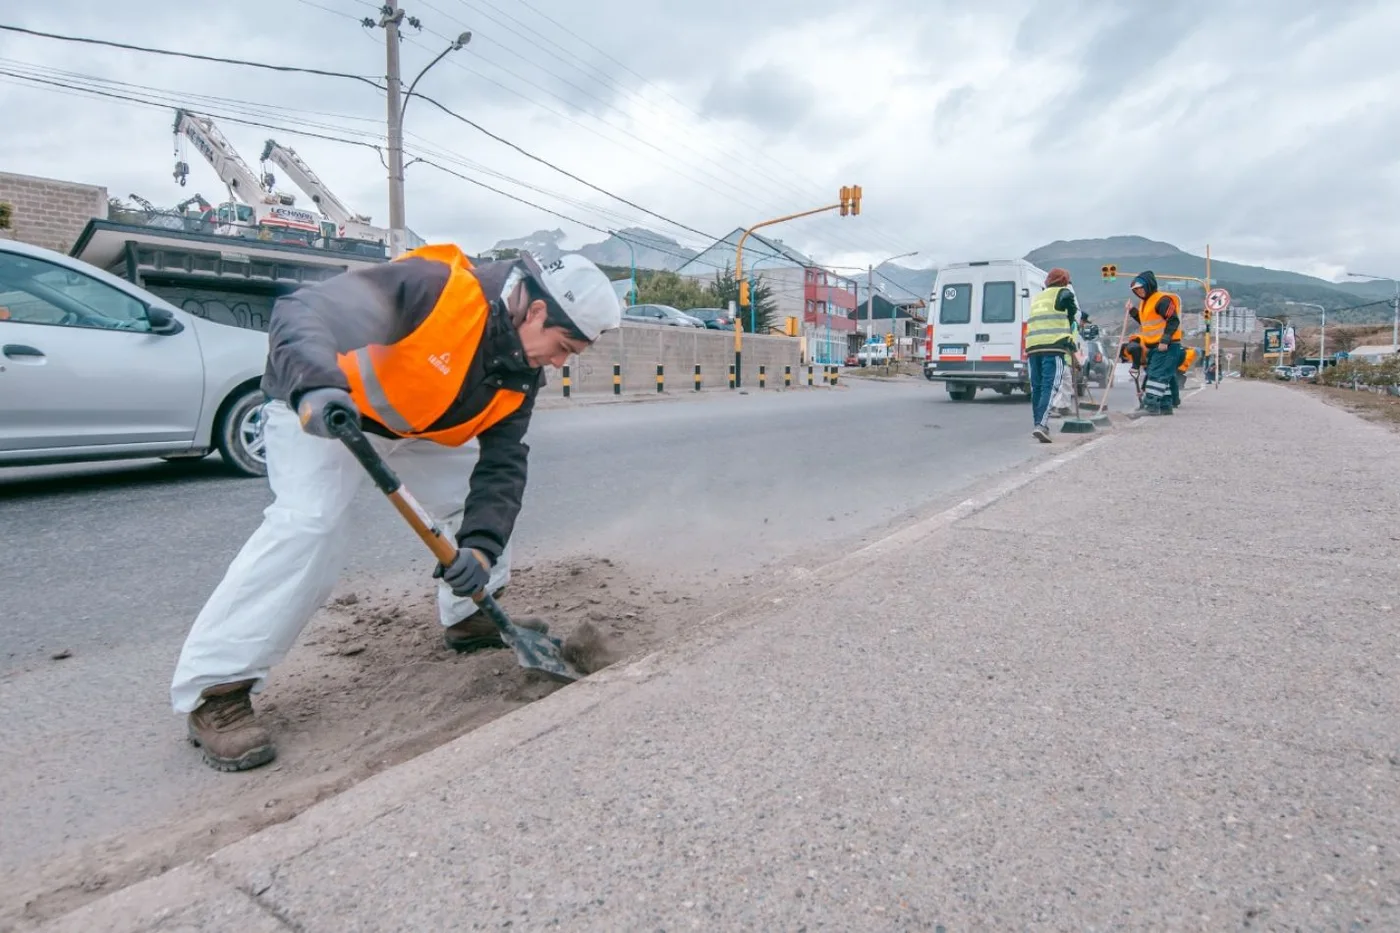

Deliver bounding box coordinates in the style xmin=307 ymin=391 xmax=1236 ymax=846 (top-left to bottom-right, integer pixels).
xmin=1285 ymin=300 xmax=1326 ymax=378
xmin=868 ymin=251 xmax=918 ymax=342
xmin=386 ymin=29 xmax=472 ymax=256
xmin=1345 ymin=271 xmax=1399 ymax=352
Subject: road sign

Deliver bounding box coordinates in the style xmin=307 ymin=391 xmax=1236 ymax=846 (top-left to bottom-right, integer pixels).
xmin=1206 ymin=288 xmax=1231 ymax=313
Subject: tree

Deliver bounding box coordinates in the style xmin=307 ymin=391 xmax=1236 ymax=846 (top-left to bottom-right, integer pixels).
xmin=708 ymin=265 xmax=777 ymax=333
xmin=635 ymin=269 xmax=709 ymax=309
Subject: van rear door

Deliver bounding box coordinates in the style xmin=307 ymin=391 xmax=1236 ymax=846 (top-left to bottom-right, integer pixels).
xmin=975 ymin=277 xmax=1022 ymax=363
xmin=933 ymin=278 xmax=976 ymax=362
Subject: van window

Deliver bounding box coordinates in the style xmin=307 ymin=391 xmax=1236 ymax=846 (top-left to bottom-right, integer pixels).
xmin=938 ymin=283 xmax=972 ymax=324
xmin=981 ymin=281 xmax=1017 ymax=324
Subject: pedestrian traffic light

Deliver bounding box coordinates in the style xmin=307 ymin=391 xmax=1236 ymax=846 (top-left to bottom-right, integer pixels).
xmin=1101 ymin=264 xmax=1118 ymax=282
xmin=739 ymin=279 xmax=750 ymax=307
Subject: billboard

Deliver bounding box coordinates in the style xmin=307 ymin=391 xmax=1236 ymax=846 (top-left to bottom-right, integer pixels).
xmin=1263 ymin=328 xmax=1282 ymax=354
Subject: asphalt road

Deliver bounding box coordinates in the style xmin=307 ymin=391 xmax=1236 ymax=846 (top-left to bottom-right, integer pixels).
xmin=0 ymin=374 xmax=1134 ymax=881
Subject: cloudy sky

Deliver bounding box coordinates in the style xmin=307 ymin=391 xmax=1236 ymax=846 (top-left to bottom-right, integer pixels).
xmin=1 ymin=0 xmax=1396 ymax=280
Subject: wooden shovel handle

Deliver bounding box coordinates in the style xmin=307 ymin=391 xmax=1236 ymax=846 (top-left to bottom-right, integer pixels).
xmin=325 ymin=402 xmax=459 ymax=566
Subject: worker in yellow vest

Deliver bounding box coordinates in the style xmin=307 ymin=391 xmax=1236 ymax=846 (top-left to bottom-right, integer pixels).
xmin=170 ymin=246 xmax=620 ymax=771
xmin=1024 ymin=267 xmax=1088 ymax=442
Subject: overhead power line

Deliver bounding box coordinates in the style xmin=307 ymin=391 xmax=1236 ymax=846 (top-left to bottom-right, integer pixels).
xmin=407 ymin=90 xmax=715 ymax=242
xmin=0 ymin=23 xmax=385 ymax=89
xmin=0 ymin=23 xmax=716 ymax=248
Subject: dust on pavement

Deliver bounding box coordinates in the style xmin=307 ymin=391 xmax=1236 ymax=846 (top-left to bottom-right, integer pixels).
xmin=5 ymin=555 xmax=709 ymax=930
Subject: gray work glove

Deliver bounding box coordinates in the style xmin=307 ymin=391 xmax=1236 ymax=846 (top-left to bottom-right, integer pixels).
xmin=434 ymin=548 xmax=491 ymax=598
xmin=296 ymin=387 xmax=357 ymax=438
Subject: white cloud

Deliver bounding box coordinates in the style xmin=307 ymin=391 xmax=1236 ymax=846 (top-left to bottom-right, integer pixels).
xmin=0 ymin=0 xmax=1396 ymax=278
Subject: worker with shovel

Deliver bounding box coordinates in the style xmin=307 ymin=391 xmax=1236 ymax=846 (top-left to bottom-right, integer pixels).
xmin=170 ymin=245 xmax=620 ymax=772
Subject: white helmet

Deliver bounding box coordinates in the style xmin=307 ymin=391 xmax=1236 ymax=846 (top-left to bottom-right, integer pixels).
xmin=523 ymin=252 xmax=621 ymax=341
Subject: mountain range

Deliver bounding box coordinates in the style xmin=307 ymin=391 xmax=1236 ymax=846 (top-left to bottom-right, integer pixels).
xmin=485 ymin=230 xmax=1395 ymax=324
xmin=486 ymin=227 xmax=697 ymax=271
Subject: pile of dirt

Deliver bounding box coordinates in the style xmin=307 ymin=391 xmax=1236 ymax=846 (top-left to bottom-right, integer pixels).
xmin=9 ymin=556 xmax=701 ymax=930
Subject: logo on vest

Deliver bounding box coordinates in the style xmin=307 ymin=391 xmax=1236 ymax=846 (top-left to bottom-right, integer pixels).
xmin=428 ymin=352 xmax=452 ymax=375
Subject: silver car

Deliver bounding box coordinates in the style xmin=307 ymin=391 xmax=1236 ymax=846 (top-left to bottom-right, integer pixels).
xmin=623 ymin=303 xmax=704 ymax=327
xmin=0 ymin=238 xmax=270 ymax=476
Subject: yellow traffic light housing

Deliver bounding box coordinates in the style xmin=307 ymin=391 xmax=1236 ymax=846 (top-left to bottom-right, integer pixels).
xmin=850 ymin=185 xmax=862 ymax=216
xmin=739 ymin=279 xmax=751 ymax=307
xmin=785 ymin=316 xmax=799 ymax=337
xmin=839 ymin=186 xmax=851 ymax=216
xmin=884 ymin=332 xmax=893 ymax=347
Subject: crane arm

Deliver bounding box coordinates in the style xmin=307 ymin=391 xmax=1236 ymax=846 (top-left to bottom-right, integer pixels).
xmin=173 ymin=109 xmax=275 ymax=205
xmin=258 ymin=139 xmax=369 ymax=225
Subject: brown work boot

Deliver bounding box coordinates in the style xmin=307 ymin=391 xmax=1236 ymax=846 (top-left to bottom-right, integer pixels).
xmin=187 ymin=680 xmax=276 ymax=772
xmin=443 ymin=613 xmax=549 ymax=653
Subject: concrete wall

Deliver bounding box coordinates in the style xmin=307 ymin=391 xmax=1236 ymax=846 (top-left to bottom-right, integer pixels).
xmin=0 ymin=171 xmax=108 ymax=254
xmin=557 ymin=324 xmax=806 ymax=395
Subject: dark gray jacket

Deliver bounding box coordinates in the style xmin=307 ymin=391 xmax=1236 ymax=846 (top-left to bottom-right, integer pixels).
xmin=261 ymin=256 xmax=542 ymax=563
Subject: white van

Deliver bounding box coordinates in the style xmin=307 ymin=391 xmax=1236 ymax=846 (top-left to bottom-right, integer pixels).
xmin=922 ymin=258 xmax=1050 ymax=401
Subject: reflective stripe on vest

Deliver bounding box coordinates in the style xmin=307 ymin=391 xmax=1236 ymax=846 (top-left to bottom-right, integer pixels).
xmin=1137 ymin=292 xmax=1170 ymax=345
xmin=1025 ymin=286 xmax=1071 ymax=350
xmin=337 ymin=244 xmax=526 ymax=447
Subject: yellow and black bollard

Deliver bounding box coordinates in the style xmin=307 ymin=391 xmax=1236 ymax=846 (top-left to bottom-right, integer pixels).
xmin=656 ymin=363 xmax=664 ymax=393
xmin=808 ymin=365 xmax=814 ymax=387
xmin=759 ymin=365 xmax=766 ymax=388
xmin=831 ymin=366 xmax=839 ymax=387
xmin=694 ymin=363 xmax=702 ymax=391
xmin=822 ymin=365 xmax=830 ymax=385
xmin=561 ymin=364 xmax=571 ymax=398
xmin=784 ymin=365 xmax=792 ymax=388
xmin=613 ymin=363 xmax=622 ymax=396
xmin=728 ymin=364 xmax=736 ymax=389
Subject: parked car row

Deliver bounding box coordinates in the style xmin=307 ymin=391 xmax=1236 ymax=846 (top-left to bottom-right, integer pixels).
xmin=622 ymin=303 xmax=735 ymax=330
xmin=1274 ymin=365 xmax=1318 ymax=382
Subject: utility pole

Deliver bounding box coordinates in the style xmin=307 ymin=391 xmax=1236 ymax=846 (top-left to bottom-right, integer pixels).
xmin=382 ymin=0 xmax=407 ymax=258
xmin=867 ymin=263 xmax=874 ymax=341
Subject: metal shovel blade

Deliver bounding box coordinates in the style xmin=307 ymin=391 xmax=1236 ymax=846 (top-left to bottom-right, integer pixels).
xmin=477 ymin=594 xmax=584 ymax=684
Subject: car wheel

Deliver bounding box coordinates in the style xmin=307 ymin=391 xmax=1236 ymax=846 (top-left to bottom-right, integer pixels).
xmin=216 ymin=387 xmax=269 ymax=477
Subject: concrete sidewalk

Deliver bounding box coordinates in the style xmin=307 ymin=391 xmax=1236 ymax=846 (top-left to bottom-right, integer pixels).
xmin=43 ymin=381 xmax=1400 ymax=932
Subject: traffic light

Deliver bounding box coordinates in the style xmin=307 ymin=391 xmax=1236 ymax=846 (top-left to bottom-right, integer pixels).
xmin=739 ymin=279 xmax=750 ymax=307
xmin=884 ymin=332 xmax=893 ymax=347
xmin=1100 ymin=264 xmax=1118 ymax=282
xmin=839 ymin=186 xmax=851 ymax=216
xmin=850 ymin=185 xmax=861 ymax=216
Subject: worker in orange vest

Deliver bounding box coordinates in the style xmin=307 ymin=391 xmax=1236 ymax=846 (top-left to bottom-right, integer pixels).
xmin=1126 ymin=271 xmax=1181 ymax=415
xmin=171 ymin=245 xmax=620 ymax=772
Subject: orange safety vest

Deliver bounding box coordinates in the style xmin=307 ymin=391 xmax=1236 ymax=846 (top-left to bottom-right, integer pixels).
xmin=1136 ymin=292 xmax=1173 ymax=346
xmin=1178 ymin=346 xmax=1198 ymax=372
xmin=337 ymin=244 xmax=526 ymax=447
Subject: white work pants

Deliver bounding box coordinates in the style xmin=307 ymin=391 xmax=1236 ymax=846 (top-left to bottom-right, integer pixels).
xmin=169 ymin=401 xmax=510 ymax=713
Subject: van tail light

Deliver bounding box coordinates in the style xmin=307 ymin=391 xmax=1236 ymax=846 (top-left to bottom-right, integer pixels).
xmin=925 ymin=324 xmax=933 ymax=358
xmin=1019 ymin=322 xmax=1027 ymax=360
xmin=1094 ymin=352 xmax=1103 ymax=362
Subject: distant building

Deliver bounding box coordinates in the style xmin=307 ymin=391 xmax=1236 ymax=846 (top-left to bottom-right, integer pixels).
xmin=676 ymin=227 xmax=857 ymax=363
xmin=1346 ymin=344 xmax=1399 ymax=363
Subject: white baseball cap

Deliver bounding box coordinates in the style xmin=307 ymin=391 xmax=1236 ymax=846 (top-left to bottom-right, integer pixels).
xmin=522 ymin=252 xmax=621 ymax=342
